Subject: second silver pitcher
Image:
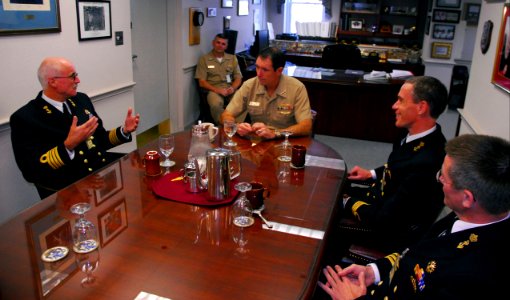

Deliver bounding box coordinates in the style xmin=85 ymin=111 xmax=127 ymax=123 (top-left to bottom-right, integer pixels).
xmin=206 ymin=148 xmax=241 ymax=201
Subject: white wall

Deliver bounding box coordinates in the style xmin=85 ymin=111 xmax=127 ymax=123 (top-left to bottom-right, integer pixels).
xmin=458 ymin=1 xmax=510 ymax=139
xmin=0 ymin=0 xmax=135 ymax=223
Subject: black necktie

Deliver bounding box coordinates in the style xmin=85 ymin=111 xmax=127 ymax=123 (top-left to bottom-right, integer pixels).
xmin=63 ymin=101 xmax=72 ymax=119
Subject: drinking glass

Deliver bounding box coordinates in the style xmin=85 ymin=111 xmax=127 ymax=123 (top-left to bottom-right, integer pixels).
xmin=75 ymin=249 xmax=100 ymax=287
xmin=277 ymin=130 xmax=293 ymax=162
xmin=70 ymin=203 xmax=98 ymax=254
xmin=223 ymin=120 xmax=237 ymax=147
xmin=159 ymin=134 xmax=175 ymax=167
xmin=232 ymin=182 xmax=254 ymax=227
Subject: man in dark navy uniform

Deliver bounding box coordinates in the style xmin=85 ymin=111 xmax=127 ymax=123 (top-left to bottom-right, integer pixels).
xmin=320 ymin=134 xmax=510 ymax=299
xmin=10 ymin=57 xmax=140 ymax=198
xmin=340 ymin=76 xmax=448 ymax=253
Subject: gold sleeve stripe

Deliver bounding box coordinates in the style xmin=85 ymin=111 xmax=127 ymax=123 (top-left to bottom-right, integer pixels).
xmin=40 ymin=147 xmax=64 ymax=170
xmin=351 ymin=201 xmax=369 ymax=220
xmin=109 ymin=129 xmax=121 ymax=145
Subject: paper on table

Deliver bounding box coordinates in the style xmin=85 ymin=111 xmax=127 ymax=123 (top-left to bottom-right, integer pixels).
xmin=263 ymin=222 xmax=324 ymax=240
xmin=305 ymin=155 xmax=345 ymax=170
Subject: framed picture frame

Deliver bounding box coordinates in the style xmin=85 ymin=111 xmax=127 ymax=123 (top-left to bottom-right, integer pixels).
xmin=98 ymin=198 xmax=128 ymax=247
xmin=491 ymin=3 xmax=510 ymax=93
xmin=436 ymin=0 xmax=461 ymax=9
xmin=465 ymin=3 xmax=481 ymax=26
xmin=253 ymin=0 xmax=261 ymax=4
xmin=433 ymin=24 xmax=455 ymax=40
xmin=431 ymin=42 xmax=453 ymax=59
xmin=433 ymin=9 xmax=461 ymax=23
xmin=238 ymin=0 xmax=249 ymax=16
xmin=207 ymin=7 xmax=217 ymax=17
xmin=222 ymin=0 xmax=233 ymax=8
xmin=349 ymin=19 xmax=364 ymax=31
xmin=94 ymin=161 xmax=123 ymax=206
xmin=76 ymin=0 xmax=112 ymax=41
xmin=25 ymin=207 xmax=77 ymax=298
xmin=392 ymin=25 xmax=404 ymax=35
xmin=0 ymin=0 xmax=61 ymax=36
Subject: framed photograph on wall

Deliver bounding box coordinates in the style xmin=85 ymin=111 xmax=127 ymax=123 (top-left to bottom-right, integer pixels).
xmin=238 ymin=0 xmax=249 ymax=16
xmin=433 ymin=24 xmax=455 ymax=40
xmin=222 ymin=0 xmax=233 ymax=8
xmin=0 ymin=0 xmax=61 ymax=36
xmin=436 ymin=0 xmax=461 ymax=9
xmin=431 ymin=42 xmax=453 ymax=59
xmin=491 ymin=3 xmax=510 ymax=93
xmin=433 ymin=9 xmax=461 ymax=23
xmin=76 ymin=0 xmax=112 ymax=41
xmin=465 ymin=3 xmax=481 ymax=26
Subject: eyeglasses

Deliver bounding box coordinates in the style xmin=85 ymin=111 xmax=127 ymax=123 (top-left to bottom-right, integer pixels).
xmin=53 ymin=72 xmax=79 ymax=80
xmin=436 ymin=169 xmax=453 ymax=186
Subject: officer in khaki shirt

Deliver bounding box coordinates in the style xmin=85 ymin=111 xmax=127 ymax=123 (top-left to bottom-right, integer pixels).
xmin=195 ymin=33 xmax=242 ymax=124
xmin=221 ymin=47 xmax=312 ymax=139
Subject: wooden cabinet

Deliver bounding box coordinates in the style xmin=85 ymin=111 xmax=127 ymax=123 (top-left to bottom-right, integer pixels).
xmin=339 ymin=0 xmax=429 ymax=48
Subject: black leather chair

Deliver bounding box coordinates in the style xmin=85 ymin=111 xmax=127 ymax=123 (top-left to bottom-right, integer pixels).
xmin=321 ymin=44 xmax=362 ymax=70
xmin=195 ymin=79 xmax=214 ymax=123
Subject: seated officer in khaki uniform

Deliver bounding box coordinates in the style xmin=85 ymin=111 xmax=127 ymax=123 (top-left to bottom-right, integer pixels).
xmin=220 ymin=47 xmax=312 ymax=139
xmin=195 ymin=33 xmax=243 ymax=124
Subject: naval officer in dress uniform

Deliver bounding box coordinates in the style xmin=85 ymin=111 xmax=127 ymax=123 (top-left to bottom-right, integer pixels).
xmin=10 ymin=57 xmax=140 ymax=199
xmin=319 ymin=134 xmax=510 ymax=299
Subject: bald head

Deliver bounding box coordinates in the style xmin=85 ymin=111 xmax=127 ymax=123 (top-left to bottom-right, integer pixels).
xmin=37 ymin=57 xmax=75 ymax=89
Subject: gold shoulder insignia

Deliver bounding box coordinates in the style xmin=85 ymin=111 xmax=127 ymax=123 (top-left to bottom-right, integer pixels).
xmin=43 ymin=105 xmax=52 ymax=114
xmin=457 ymin=233 xmax=478 ymax=249
xmin=413 ymin=141 xmax=425 ymax=152
xmin=68 ymin=99 xmax=76 ymax=107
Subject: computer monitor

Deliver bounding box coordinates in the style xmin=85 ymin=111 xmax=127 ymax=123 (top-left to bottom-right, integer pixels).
xmin=223 ymin=29 xmax=238 ymax=55
xmin=250 ymin=29 xmax=269 ymax=57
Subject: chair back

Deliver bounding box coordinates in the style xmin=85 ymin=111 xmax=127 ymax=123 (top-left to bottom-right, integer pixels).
xmin=321 ymin=44 xmax=362 ymax=70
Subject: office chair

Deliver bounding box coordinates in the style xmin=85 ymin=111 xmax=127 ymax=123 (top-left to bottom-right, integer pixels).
xmin=321 ymin=44 xmax=362 ymax=70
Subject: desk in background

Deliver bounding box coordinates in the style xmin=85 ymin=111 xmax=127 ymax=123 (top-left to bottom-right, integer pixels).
xmin=284 ymin=66 xmax=407 ymax=143
xmin=0 ymin=130 xmax=345 ymax=300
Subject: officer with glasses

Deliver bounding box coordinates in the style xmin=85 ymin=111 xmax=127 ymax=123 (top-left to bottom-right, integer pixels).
xmin=10 ymin=57 xmax=140 ymax=199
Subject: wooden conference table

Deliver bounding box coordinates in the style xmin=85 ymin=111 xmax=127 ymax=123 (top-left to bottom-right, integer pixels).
xmin=0 ymin=130 xmax=346 ymax=299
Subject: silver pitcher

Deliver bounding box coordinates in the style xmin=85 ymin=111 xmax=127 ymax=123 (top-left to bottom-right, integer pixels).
xmin=184 ymin=148 xmax=241 ymax=200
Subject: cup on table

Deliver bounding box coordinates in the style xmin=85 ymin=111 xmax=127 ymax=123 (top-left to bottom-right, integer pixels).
xmin=201 ymin=122 xmax=219 ymax=142
xmin=246 ymin=181 xmax=270 ymax=210
xmin=143 ymin=150 xmax=161 ymax=176
xmin=291 ymin=145 xmax=307 ymax=169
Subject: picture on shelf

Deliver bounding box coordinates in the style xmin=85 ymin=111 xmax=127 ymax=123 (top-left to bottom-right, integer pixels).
xmin=433 ymin=24 xmax=455 ymax=40
xmin=349 ymin=19 xmax=364 ymax=31
xmin=392 ymin=25 xmax=404 ymax=35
